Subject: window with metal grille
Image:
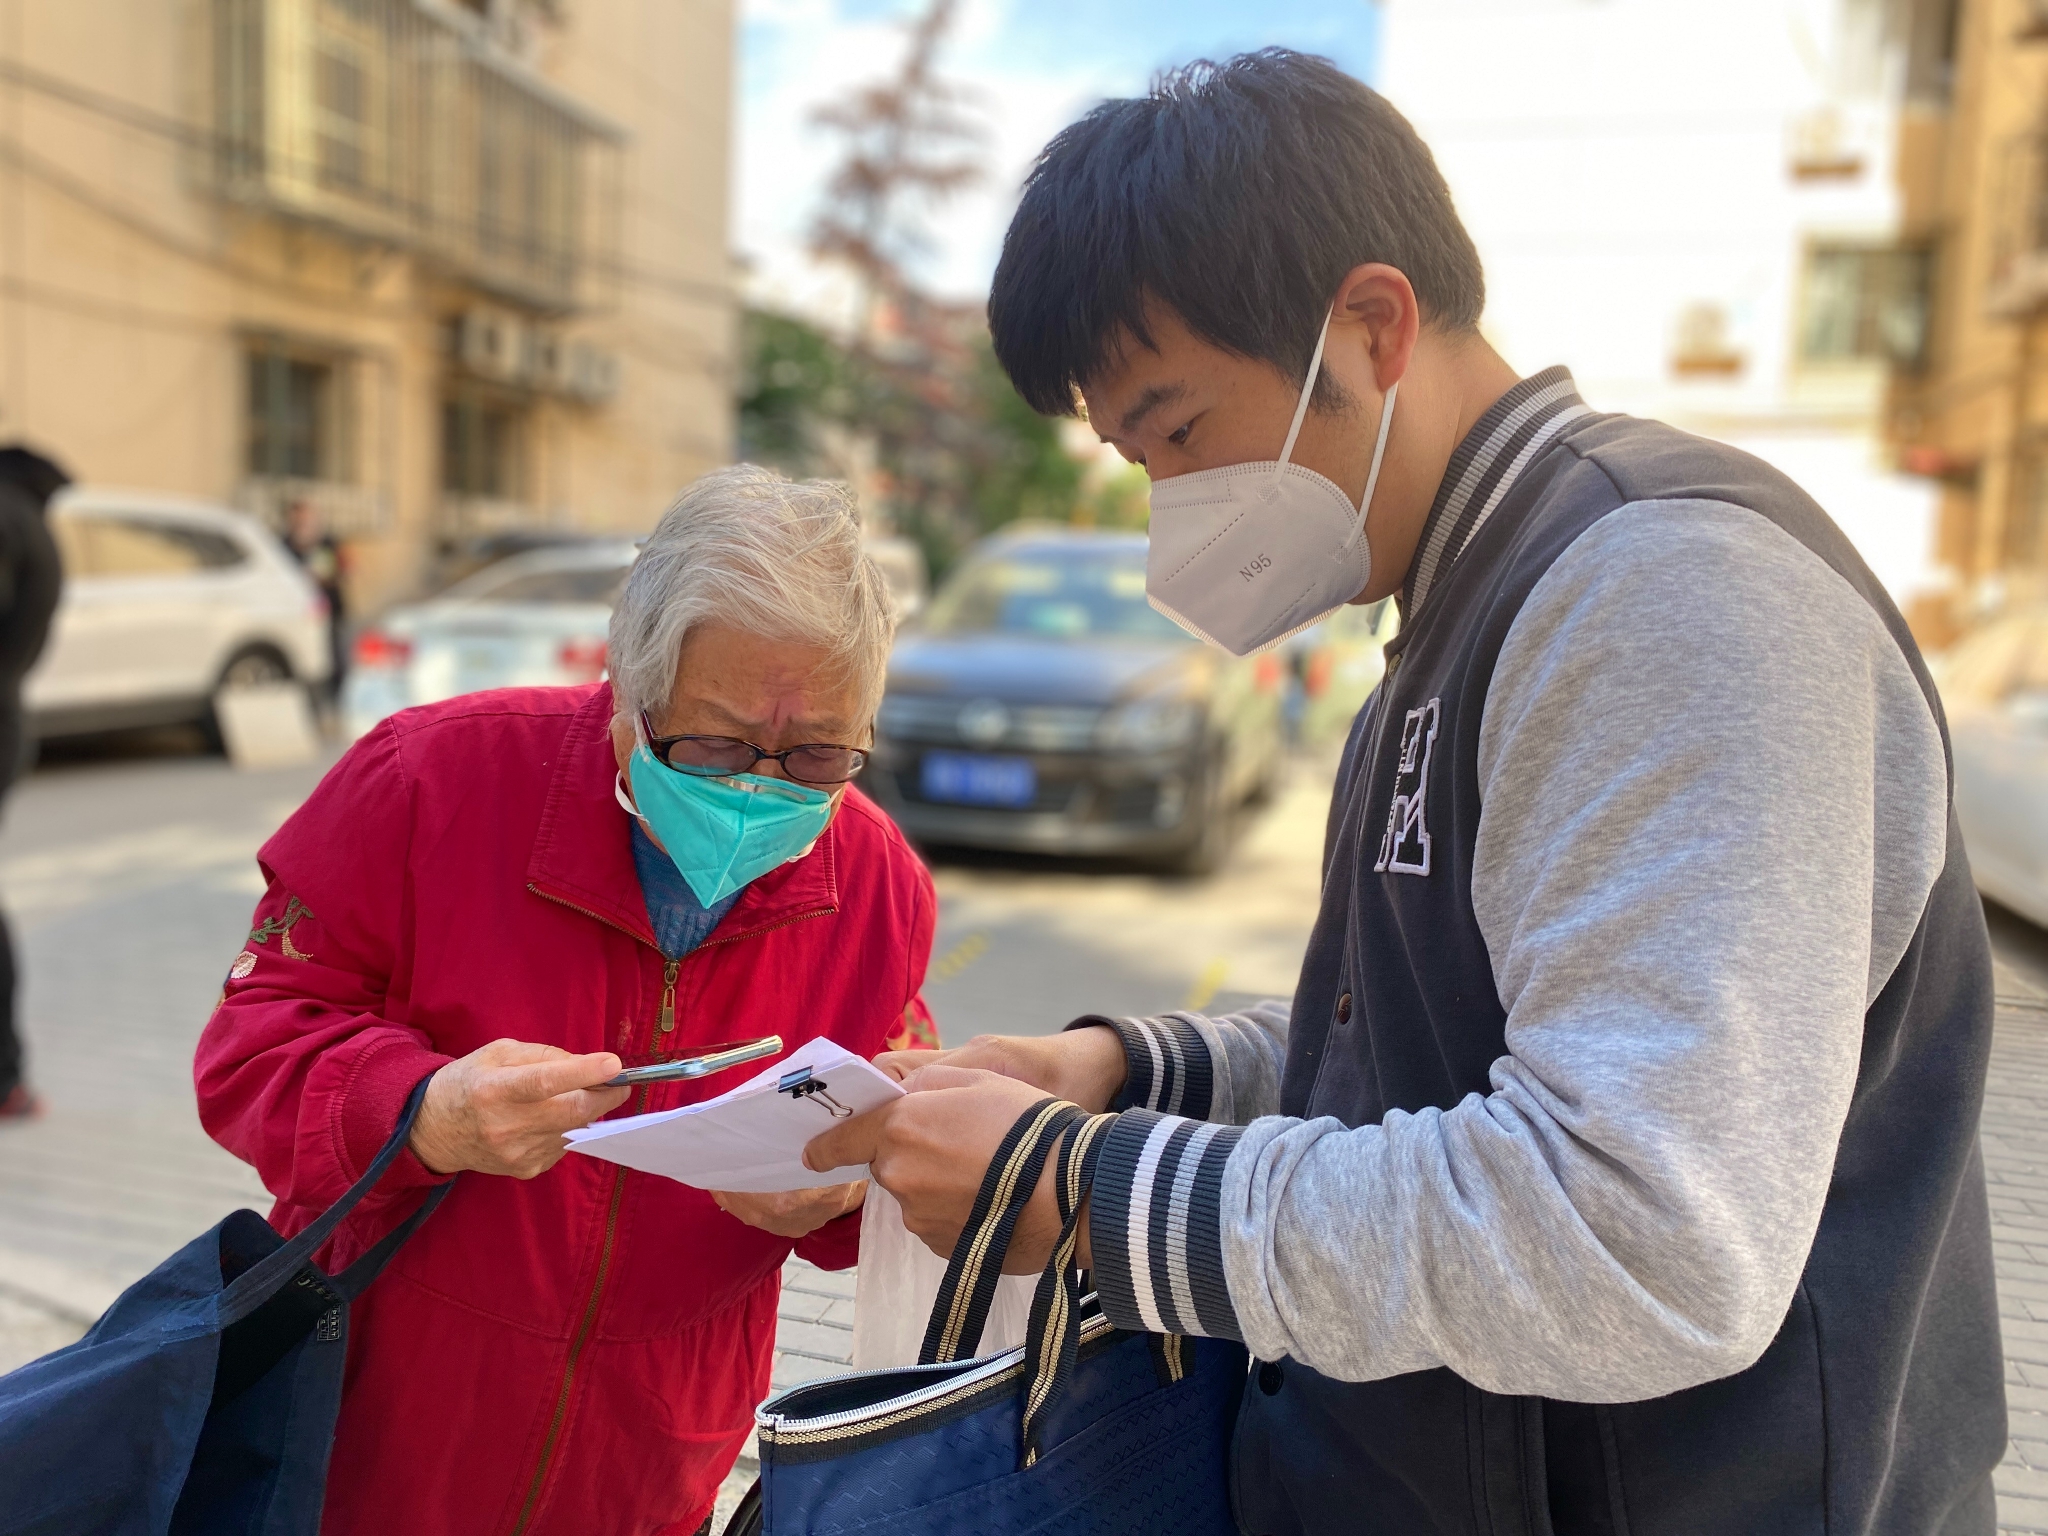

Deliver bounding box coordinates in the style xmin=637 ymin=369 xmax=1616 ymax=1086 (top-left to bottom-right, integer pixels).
xmin=2006 ymin=454 xmax=2048 ymax=570
xmin=1796 ymin=245 xmax=1933 ymax=367
xmin=210 ymin=0 xmax=620 ymax=312
xmin=442 ymin=390 xmax=529 ymax=500
xmin=248 ymin=343 xmax=346 ymax=481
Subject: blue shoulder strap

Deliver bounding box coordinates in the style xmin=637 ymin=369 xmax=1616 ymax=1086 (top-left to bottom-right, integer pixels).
xmin=217 ymin=1074 xmax=452 ymax=1324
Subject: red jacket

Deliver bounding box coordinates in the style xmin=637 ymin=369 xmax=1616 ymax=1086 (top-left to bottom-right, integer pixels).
xmin=194 ymin=684 xmax=937 ymax=1536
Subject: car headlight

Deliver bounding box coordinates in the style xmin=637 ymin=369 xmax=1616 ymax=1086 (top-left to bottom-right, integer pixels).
xmin=1096 ymin=697 xmax=1201 ymax=753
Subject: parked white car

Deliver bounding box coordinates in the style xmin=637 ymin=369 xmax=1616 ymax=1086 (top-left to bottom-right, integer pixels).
xmin=342 ymin=540 xmax=638 ymax=738
xmin=1942 ymin=608 xmax=2048 ymax=927
xmin=25 ymin=489 xmax=331 ymax=741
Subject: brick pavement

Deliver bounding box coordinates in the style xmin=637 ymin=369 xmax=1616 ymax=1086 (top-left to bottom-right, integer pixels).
xmin=1987 ymin=952 xmax=2048 ymax=1535
xmin=0 ymin=748 xmax=2041 ymax=1527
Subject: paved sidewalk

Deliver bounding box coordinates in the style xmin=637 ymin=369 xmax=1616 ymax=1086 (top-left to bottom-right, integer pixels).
xmin=0 ymin=745 xmax=2039 ymax=1526
xmin=1987 ymin=953 xmax=2048 ymax=1534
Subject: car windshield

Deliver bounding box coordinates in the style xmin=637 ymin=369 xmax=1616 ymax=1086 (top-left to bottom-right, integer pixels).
xmin=923 ymin=547 xmax=1190 ymax=642
xmin=448 ymin=560 xmax=631 ymax=606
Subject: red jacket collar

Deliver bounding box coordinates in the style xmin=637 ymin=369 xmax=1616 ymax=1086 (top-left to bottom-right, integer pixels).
xmin=525 ymin=684 xmax=840 ymax=950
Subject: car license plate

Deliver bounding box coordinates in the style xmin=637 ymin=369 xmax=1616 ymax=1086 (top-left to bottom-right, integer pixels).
xmin=920 ymin=751 xmax=1036 ymax=808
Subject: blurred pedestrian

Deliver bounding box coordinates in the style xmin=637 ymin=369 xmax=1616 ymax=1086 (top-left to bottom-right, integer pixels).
xmin=821 ymin=50 xmax=2006 ymax=1534
xmin=0 ymin=445 xmax=68 ymax=1121
xmin=283 ymin=498 xmax=346 ymax=699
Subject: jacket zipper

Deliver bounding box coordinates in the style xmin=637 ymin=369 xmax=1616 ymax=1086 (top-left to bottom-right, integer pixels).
xmin=508 ymin=1099 xmax=640 ymax=1536
xmin=512 ymin=885 xmax=675 ymax=1531
xmin=694 ymin=904 xmax=834 ymax=951
xmin=1306 ymin=651 xmax=1403 ymax=1112
xmin=1361 ymin=651 xmax=1402 ymax=840
xmin=508 ymin=881 xmax=834 ymax=1525
xmin=658 ymin=958 xmax=679 ymax=1045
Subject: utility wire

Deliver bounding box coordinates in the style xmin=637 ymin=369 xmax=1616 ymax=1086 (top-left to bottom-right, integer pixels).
xmin=0 ymin=52 xmax=734 ymax=311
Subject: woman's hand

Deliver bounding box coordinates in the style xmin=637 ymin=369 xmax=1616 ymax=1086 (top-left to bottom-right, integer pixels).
xmin=872 ymin=1027 xmax=1127 ymax=1113
xmin=711 ymin=1181 xmax=867 ymax=1239
xmin=409 ymin=1039 xmax=628 ymax=1178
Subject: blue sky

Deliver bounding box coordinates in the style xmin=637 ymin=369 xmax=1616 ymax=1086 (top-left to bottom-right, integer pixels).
xmin=735 ymin=0 xmax=1381 ymax=312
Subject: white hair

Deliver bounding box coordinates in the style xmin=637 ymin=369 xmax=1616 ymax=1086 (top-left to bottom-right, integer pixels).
xmin=608 ymin=464 xmax=895 ymax=722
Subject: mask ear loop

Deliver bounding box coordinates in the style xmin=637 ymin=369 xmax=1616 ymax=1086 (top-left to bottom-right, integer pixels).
xmin=1275 ymin=307 xmax=1400 ymax=547
xmin=1274 ymin=308 xmax=1335 ymax=471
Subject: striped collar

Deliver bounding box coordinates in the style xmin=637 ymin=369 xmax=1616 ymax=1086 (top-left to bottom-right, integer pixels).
xmin=1401 ymin=367 xmax=1591 ymax=616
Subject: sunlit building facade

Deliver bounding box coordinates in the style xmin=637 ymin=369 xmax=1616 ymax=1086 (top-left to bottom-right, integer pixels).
xmin=0 ymin=0 xmax=735 ymax=611
xmin=1887 ymin=0 xmax=2048 ymax=637
xmin=1381 ymin=0 xmax=1955 ymax=625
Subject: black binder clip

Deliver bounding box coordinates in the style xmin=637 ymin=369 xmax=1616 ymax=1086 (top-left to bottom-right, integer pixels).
xmin=778 ymin=1066 xmax=854 ymax=1118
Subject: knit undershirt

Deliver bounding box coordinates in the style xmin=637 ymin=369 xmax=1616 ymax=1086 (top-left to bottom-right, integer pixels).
xmin=630 ymin=819 xmax=741 ymax=960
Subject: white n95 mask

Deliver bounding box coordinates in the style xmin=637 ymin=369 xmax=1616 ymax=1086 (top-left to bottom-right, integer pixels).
xmin=1144 ymin=313 xmax=1397 ymax=657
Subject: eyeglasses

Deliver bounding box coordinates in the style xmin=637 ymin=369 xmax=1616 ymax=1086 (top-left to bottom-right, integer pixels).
xmin=640 ymin=712 xmax=869 ymax=786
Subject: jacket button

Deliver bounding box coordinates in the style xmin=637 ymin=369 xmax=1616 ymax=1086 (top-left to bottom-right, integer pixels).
xmin=1336 ymin=992 xmax=1352 ymax=1025
xmin=1257 ymin=1361 xmax=1284 ymax=1395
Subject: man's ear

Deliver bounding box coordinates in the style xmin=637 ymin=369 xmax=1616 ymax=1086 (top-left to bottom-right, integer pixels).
xmin=1329 ymin=264 xmax=1422 ymax=395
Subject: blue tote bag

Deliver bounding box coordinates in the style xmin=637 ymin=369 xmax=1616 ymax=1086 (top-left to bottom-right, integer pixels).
xmin=0 ymin=1075 xmax=451 ymax=1536
xmin=731 ymin=1097 xmax=1249 ymax=1536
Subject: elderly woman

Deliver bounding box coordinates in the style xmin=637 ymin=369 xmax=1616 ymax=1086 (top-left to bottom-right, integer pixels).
xmin=194 ymin=466 xmax=937 ymax=1536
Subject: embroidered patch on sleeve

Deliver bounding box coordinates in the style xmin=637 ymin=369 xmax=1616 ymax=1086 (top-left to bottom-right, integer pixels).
xmin=883 ymin=996 xmax=941 ymax=1053
xmin=247 ymin=896 xmax=317 ymax=960
xmin=1374 ymin=697 xmax=1441 ymax=877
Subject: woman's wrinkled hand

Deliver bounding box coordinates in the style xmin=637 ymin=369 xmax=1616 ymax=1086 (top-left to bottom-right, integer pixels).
xmin=409 ymin=1039 xmax=628 ymax=1179
xmin=871 ymin=1027 xmax=1127 ymax=1113
xmin=711 ymin=1181 xmax=868 ymax=1239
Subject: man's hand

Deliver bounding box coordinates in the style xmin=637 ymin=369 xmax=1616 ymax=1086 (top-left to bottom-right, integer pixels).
xmin=409 ymin=1039 xmax=629 ymax=1178
xmin=872 ymin=1026 xmax=1127 ymax=1113
xmin=805 ymin=1065 xmax=1084 ymax=1275
xmin=711 ymin=1181 xmax=867 ymax=1239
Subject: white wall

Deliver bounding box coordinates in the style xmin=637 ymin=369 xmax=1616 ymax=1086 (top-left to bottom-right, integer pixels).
xmin=1379 ymin=0 xmax=1935 ymax=595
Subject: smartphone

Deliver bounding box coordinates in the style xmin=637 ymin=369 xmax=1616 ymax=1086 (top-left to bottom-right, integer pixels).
xmin=604 ymin=1035 xmax=784 ymax=1087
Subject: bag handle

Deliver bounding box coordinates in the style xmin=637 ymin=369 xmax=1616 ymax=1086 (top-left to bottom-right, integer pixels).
xmin=918 ymin=1097 xmax=1081 ymax=1365
xmin=219 ymin=1071 xmax=449 ymax=1323
xmin=915 ymin=1096 xmax=1125 ymax=1465
xmin=1017 ymin=1109 xmax=1116 ymax=1465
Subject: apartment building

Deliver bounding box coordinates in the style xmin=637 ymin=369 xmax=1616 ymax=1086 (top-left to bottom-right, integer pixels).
xmin=0 ymin=0 xmax=735 ymax=612
xmin=1380 ymin=0 xmax=1954 ymax=613
xmin=1888 ymin=0 xmax=2048 ymax=636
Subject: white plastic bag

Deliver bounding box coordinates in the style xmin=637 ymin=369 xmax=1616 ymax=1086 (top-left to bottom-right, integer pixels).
xmin=851 ymin=1182 xmax=1036 ymax=1370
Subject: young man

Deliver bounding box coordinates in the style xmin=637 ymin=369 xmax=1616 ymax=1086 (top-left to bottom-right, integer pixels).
xmin=809 ymin=50 xmax=2005 ymax=1533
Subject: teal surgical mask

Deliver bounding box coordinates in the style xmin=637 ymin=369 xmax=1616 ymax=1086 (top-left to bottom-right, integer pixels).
xmin=616 ymin=741 xmax=834 ymax=907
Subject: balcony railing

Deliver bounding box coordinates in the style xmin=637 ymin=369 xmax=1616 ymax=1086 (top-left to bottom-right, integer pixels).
xmin=1990 ymin=131 xmax=2048 ymax=317
xmin=209 ymin=0 xmax=623 ymax=313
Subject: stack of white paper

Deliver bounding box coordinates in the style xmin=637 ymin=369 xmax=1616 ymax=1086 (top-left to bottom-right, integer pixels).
xmin=565 ymin=1035 xmax=904 ymax=1192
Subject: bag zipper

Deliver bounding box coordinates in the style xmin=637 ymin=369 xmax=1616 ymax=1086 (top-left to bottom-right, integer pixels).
xmin=757 ymin=1311 xmax=1122 ymax=1446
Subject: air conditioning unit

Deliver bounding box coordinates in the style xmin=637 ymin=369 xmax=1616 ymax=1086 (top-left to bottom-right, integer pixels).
xmin=523 ymin=327 xmax=565 ymax=386
xmin=456 ymin=308 xmax=529 ymax=383
xmin=560 ymin=342 xmax=620 ymax=404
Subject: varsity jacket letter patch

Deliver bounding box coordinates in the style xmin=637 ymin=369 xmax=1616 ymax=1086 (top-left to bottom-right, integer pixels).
xmin=1374 ymin=698 xmax=1440 ymax=877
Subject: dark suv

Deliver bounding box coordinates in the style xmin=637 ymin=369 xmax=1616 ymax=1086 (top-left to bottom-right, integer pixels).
xmin=864 ymin=527 xmax=1284 ymax=872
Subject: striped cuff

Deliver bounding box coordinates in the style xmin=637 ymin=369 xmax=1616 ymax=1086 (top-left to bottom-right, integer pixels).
xmin=1064 ymin=1014 xmax=1213 ymax=1119
xmin=1087 ymin=1108 xmax=1243 ymax=1341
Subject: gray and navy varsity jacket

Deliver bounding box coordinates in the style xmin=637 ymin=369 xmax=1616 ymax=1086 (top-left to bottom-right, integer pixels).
xmin=1073 ymin=370 xmax=2006 ymax=1534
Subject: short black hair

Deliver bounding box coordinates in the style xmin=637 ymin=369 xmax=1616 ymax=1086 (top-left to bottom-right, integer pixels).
xmin=988 ymin=49 xmax=1485 ymax=417
xmin=0 ymin=445 xmax=72 ymax=508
